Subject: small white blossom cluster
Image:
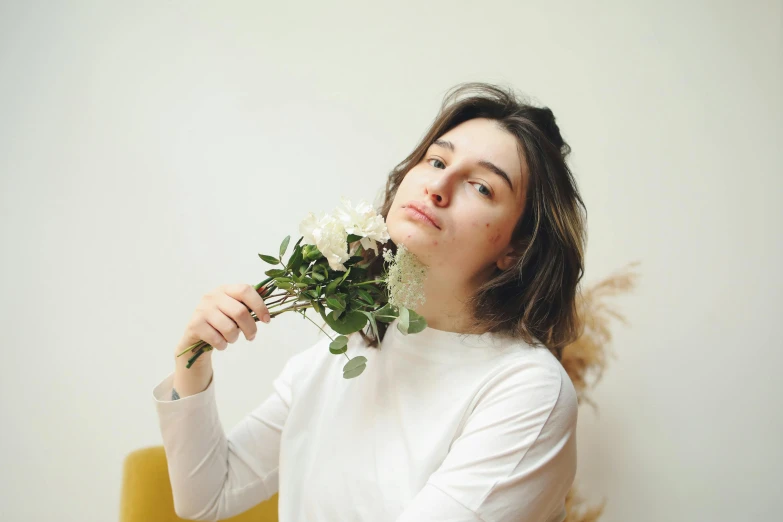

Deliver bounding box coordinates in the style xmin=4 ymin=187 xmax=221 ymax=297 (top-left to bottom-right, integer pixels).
xmin=299 ymin=196 xmax=390 ymax=272
xmin=382 ymin=244 xmax=427 ymax=311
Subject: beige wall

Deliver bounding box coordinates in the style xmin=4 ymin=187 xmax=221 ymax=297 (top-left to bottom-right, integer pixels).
xmin=0 ymin=1 xmax=780 ymax=520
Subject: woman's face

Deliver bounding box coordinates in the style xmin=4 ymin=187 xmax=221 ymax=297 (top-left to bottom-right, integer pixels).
xmin=387 ymin=117 xmax=528 ymax=283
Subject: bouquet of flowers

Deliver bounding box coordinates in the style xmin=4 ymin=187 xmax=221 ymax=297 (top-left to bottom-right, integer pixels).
xmin=176 ymin=197 xmax=428 ymax=379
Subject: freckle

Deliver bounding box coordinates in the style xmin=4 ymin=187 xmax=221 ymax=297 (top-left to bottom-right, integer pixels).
xmin=433 ymin=240 xmax=438 ymax=245
xmin=486 ymin=223 xmax=490 ymax=227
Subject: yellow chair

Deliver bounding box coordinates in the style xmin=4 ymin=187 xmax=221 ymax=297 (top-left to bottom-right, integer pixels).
xmin=120 ymin=445 xmax=278 ymax=522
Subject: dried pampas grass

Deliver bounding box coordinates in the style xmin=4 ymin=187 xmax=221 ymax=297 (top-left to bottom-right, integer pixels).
xmin=561 ymin=261 xmax=640 ymax=522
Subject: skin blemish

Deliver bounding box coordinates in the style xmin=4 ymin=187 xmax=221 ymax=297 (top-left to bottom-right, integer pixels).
xmin=486 ymin=223 xmax=490 ymax=227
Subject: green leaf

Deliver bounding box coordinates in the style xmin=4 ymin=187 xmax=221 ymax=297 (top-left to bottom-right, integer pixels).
xmin=279 ymin=235 xmax=291 ymax=257
xmin=314 ymin=300 xmax=329 ymax=323
xmin=397 ymin=306 xmax=410 ymax=334
xmin=343 ymin=360 xmax=366 ymax=379
xmin=349 ymin=297 xmax=368 ymax=311
xmin=295 ymin=282 xmax=309 ymax=288
xmin=339 ymin=267 xmax=352 ymax=285
xmin=258 ymin=254 xmax=280 ymax=265
xmin=325 ymin=278 xmax=340 ymax=296
xmin=286 ymin=245 xmax=304 ymax=273
xmin=373 ymin=303 xmax=398 ymax=323
xmin=325 ymin=310 xmax=368 ymax=334
xmin=311 ymin=271 xmax=325 ymax=282
xmin=274 ymin=277 xmax=292 ymax=283
xmin=343 ymin=355 xmax=367 ymax=372
xmin=265 ymin=268 xmax=287 ymax=277
xmin=344 ymin=255 xmax=364 ymax=268
xmin=333 ymin=308 xmax=343 ymax=320
xmin=329 ymin=335 xmax=349 ymax=354
xmin=343 ymin=363 xmax=366 ymax=379
xmin=356 ymin=288 xmax=374 ymax=305
xmin=311 ymin=299 xmax=323 ymax=316
xmin=407 ymin=309 xmax=427 ymax=333
xmin=346 ymin=233 xmax=363 ymax=243
xmin=326 ymin=296 xmax=345 ymax=311
xmin=276 ymin=281 xmax=292 ymax=290
xmin=317 ymin=263 xmax=330 ymax=280
xmin=360 ymin=310 xmax=379 ymax=341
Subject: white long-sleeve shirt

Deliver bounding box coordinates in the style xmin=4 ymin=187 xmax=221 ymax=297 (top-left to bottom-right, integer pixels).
xmin=152 ymin=317 xmax=578 ymax=522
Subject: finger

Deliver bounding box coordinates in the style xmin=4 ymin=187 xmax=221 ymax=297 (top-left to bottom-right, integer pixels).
xmin=204 ymin=306 xmax=240 ymax=346
xmin=225 ymin=283 xmax=270 ymax=323
xmin=195 ymin=321 xmax=230 ymax=351
xmin=215 ymin=292 xmax=258 ymax=341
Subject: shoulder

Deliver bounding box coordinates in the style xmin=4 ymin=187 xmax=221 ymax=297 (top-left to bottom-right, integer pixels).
xmin=477 ymin=344 xmax=578 ymax=430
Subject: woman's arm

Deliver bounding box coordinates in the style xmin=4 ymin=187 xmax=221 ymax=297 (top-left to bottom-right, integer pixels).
xmin=152 ymin=349 xmax=303 ymax=521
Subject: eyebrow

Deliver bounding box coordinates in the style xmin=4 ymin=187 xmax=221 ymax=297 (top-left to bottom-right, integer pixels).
xmin=432 ymin=139 xmax=515 ymax=193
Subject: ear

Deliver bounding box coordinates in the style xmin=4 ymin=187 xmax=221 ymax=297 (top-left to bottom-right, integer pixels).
xmin=496 ymin=245 xmax=517 ymax=271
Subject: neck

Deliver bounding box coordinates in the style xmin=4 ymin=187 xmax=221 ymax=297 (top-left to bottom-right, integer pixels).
xmin=413 ymin=269 xmax=482 ymax=334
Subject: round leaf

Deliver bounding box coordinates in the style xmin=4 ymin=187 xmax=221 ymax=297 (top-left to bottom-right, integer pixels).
xmin=325 ymin=310 xmax=368 ymax=334
xmin=343 ymin=363 xmax=366 ymax=379
xmin=397 ymin=306 xmax=410 ymax=334
xmin=343 ymin=355 xmax=367 ymax=373
xmin=329 ymin=336 xmax=349 ymax=354
xmin=406 ymin=309 xmax=427 ymax=334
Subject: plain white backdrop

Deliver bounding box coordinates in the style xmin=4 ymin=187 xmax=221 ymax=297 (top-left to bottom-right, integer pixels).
xmin=1 ymin=1 xmax=780 ymax=520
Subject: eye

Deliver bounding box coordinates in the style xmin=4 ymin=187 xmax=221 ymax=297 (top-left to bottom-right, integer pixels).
xmin=427 ymin=157 xmax=446 ymax=169
xmin=470 ymin=182 xmax=492 ymax=198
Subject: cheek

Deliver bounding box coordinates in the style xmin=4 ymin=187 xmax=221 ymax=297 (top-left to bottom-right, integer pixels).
xmin=470 ymin=221 xmax=503 ymax=245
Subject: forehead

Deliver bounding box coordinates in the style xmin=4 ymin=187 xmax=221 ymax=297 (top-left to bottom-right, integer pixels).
xmin=435 ymin=118 xmax=526 ymax=194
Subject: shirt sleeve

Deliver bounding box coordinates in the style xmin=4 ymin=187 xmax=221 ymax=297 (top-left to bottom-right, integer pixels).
xmin=395 ymin=361 xmax=578 ymax=522
xmin=151 ymin=349 xmax=304 ymax=521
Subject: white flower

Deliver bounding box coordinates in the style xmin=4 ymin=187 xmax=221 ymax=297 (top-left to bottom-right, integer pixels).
xmin=298 ymin=212 xmax=320 ymax=246
xmin=299 ymin=197 xmax=391 ymax=271
xmin=335 ymin=196 xmax=390 ymax=255
xmin=383 ymin=244 xmax=427 ymax=310
xmin=299 ymin=211 xmax=351 ymax=271
xmin=315 ymin=214 xmax=352 ymax=271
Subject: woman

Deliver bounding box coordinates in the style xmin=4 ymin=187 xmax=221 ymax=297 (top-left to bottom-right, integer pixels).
xmin=153 ymin=82 xmax=587 ymax=522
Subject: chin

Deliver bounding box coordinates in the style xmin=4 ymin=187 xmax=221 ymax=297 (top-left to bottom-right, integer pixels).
xmin=387 ymin=225 xmax=437 ymax=265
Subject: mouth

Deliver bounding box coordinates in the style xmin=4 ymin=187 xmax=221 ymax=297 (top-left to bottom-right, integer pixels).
xmin=404 ymin=204 xmax=441 ymax=229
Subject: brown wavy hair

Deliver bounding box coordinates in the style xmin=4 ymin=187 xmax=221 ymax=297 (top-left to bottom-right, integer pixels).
xmin=354 ymin=82 xmax=587 ymax=361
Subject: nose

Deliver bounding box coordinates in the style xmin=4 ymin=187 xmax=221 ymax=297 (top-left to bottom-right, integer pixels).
xmin=424 ymin=166 xmax=460 ymax=206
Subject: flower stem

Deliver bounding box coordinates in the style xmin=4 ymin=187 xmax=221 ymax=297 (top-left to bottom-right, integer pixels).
xmin=349 ymin=279 xmax=386 ymax=287
xmin=300 ymin=309 xmax=334 ymax=341
xmin=299 ymin=310 xmax=350 ymax=361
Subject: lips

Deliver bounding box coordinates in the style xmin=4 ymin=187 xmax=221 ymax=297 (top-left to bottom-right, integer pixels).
xmin=405 ymin=203 xmax=441 ymax=229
